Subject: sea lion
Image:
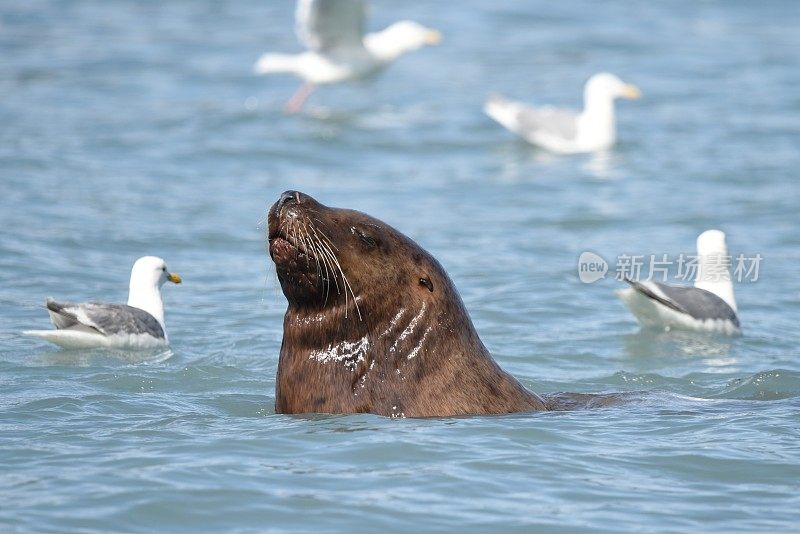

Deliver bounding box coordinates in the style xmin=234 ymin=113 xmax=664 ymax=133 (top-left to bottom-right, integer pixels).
xmin=268 ymin=190 xmax=589 ymax=417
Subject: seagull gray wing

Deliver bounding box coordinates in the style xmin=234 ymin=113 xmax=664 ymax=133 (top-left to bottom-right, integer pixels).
xmin=295 ymin=0 xmax=366 ymax=52
xmin=516 ymin=106 xmax=579 ymax=141
xmin=624 ymin=280 xmax=739 ymax=326
xmin=46 ymin=299 xmax=165 ymax=339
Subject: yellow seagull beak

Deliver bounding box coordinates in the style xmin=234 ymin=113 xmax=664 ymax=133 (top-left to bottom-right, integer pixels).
xmin=167 ymin=272 xmax=182 ymax=284
xmin=425 ymin=29 xmax=443 ymax=45
xmin=623 ymin=84 xmax=642 ymax=99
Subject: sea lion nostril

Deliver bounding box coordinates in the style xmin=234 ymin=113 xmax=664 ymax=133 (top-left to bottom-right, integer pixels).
xmin=279 ymin=190 xmax=301 ymax=208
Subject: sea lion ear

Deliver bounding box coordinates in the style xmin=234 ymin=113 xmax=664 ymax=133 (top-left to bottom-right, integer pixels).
xmin=419 ymin=277 xmax=434 ymax=292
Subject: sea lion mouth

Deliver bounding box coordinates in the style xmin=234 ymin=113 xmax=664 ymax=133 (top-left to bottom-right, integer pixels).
xmin=268 ymin=235 xmax=296 ymax=263
xmin=268 ymin=233 xmax=310 ymax=264
xmin=268 ymin=193 xmax=304 ymax=262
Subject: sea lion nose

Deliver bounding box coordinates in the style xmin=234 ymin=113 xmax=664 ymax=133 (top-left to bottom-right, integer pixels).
xmin=278 ymin=190 xmax=302 ymax=208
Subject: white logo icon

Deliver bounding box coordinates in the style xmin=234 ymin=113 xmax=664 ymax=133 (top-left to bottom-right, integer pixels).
xmin=577 ymin=252 xmax=608 ymax=284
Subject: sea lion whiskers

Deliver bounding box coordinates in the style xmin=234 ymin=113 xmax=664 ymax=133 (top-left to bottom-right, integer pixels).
xmin=306 ymin=231 xmax=324 ymax=281
xmin=312 ymin=230 xmax=362 ymax=320
xmin=301 ymin=207 xmax=340 ymax=251
xmin=291 ymin=220 xmax=312 ymax=270
xmin=295 ymin=223 xmax=320 ymax=277
xmin=309 ymin=218 xmax=340 ymax=252
xmin=291 ymin=214 xmax=349 ymax=315
xmin=298 ymin=222 xmax=332 ymax=305
xmin=304 ymin=222 xmax=354 ymax=311
xmin=296 ymin=220 xmax=322 ymax=277
xmin=289 ymin=231 xmax=356 ymax=321
xmin=302 ymin=219 xmax=341 ymax=298
xmin=303 ymin=219 xmax=362 ymax=320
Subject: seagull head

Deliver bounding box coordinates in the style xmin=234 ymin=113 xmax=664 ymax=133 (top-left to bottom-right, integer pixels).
xmin=380 ymin=20 xmax=442 ymax=54
xmin=696 ymin=229 xmax=728 ymax=257
xmin=131 ymin=256 xmax=182 ymax=290
xmin=584 ymin=73 xmax=641 ymax=103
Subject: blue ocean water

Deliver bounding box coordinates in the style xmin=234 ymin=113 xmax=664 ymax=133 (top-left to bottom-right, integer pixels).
xmin=2 ymin=0 xmax=800 ymax=531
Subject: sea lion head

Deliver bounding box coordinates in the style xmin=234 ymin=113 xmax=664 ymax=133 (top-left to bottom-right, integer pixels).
xmin=268 ymin=190 xmax=446 ymax=322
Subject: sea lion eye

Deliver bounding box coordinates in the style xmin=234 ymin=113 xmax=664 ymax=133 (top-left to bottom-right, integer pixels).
xmin=419 ymin=277 xmax=434 ymax=292
xmin=352 ymin=226 xmax=377 ymax=248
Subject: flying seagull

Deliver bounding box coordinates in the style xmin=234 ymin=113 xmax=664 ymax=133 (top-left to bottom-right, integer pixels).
xmin=254 ymin=0 xmax=442 ymax=112
xmin=484 ymin=72 xmax=641 ymax=154
xmin=616 ymin=230 xmax=741 ymax=335
xmin=24 ymin=256 xmax=182 ymax=349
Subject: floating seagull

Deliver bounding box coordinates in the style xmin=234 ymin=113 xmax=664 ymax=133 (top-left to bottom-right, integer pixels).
xmin=24 ymin=256 xmax=182 ymax=349
xmin=484 ymin=72 xmax=641 ymax=154
xmin=254 ymin=0 xmax=442 ymax=112
xmin=615 ymin=230 xmax=741 ymax=335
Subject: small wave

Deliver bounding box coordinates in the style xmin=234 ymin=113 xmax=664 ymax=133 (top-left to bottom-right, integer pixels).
xmin=708 ymin=369 xmax=800 ymax=401
xmin=554 ymin=369 xmax=800 ymax=404
xmin=34 ymin=347 xmax=175 ymax=367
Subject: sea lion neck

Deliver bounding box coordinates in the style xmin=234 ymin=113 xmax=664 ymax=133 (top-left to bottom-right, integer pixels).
xmin=283 ymin=300 xmax=370 ymax=343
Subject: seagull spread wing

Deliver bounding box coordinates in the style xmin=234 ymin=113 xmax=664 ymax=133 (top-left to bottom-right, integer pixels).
xmin=295 ymin=0 xmax=366 ymax=52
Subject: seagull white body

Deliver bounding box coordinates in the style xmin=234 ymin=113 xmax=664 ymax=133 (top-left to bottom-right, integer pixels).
xmin=254 ymin=0 xmax=441 ymax=111
xmin=24 ymin=256 xmax=182 ymax=349
xmin=616 ymin=230 xmax=741 ymax=335
xmin=484 ymin=73 xmax=641 ymax=154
